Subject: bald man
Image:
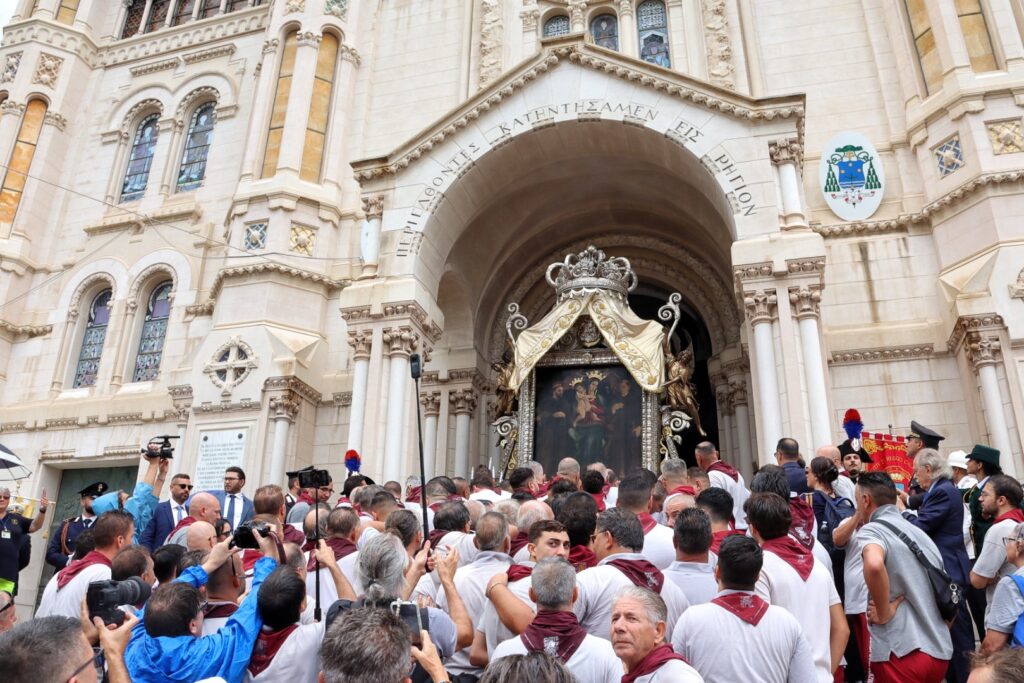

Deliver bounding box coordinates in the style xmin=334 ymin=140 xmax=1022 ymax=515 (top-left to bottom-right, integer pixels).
xmin=816 ymin=445 xmax=856 ymax=503
xmin=165 ymin=492 xmax=222 ymax=547
xmin=186 ymin=521 xmax=217 ymax=551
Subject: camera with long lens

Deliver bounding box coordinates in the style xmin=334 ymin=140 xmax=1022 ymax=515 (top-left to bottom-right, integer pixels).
xmin=231 ymin=520 xmax=271 ymax=550
xmin=87 ymin=577 xmax=152 ymax=626
xmin=286 ymin=466 xmax=331 ymax=490
xmin=141 ymin=435 xmax=178 ymax=459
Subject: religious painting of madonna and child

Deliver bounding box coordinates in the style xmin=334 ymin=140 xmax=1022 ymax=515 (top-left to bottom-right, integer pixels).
xmin=533 ymin=365 xmax=642 ymax=475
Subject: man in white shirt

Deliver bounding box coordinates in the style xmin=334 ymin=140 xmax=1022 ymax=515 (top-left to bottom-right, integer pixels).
xmin=574 ymin=508 xmax=689 ymax=639
xmin=970 ymin=475 xmax=1024 ymax=607
xmin=306 ymin=507 xmax=362 ymax=605
xmin=664 ymin=508 xmax=718 ymax=606
xmin=745 ymin=492 xmax=848 ymax=683
xmin=435 ymin=511 xmax=512 ymax=678
xmin=492 ymin=557 xmax=622 ymax=683
xmin=200 ymin=550 xmax=245 ymax=635
xmin=37 ymin=510 xmax=135 ymax=618
xmin=696 ymin=441 xmax=750 ymax=529
xmin=612 ymin=586 xmax=703 ymax=682
xmin=245 ymin=566 xmax=323 ymax=682
xmin=213 ymin=466 xmax=254 ymax=532
xmin=615 ymin=473 xmax=675 ymax=569
xmin=672 ymin=534 xmax=817 ymax=683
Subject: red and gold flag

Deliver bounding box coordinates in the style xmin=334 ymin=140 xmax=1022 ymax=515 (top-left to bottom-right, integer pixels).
xmin=862 ymin=432 xmax=913 ymax=491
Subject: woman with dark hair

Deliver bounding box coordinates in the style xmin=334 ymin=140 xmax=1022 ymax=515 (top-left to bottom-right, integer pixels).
xmin=807 ymin=456 xmax=853 ymax=597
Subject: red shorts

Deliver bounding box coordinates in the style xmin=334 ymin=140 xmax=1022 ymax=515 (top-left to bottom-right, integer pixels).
xmin=870 ymin=650 xmax=949 ymax=683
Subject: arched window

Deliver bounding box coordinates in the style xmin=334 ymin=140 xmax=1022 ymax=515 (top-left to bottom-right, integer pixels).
xmin=54 ymin=0 xmax=79 ymax=24
xmin=301 ymin=33 xmax=339 ymax=182
xmin=121 ymin=114 xmax=160 ymax=202
xmin=73 ymin=289 xmax=112 ymax=389
xmin=198 ymin=0 xmax=220 ymax=18
xmin=146 ymin=0 xmax=171 ymax=33
xmin=543 ymin=15 xmax=570 ymax=38
xmin=177 ymin=102 xmax=216 ymax=192
xmin=262 ymin=31 xmax=298 ymax=178
xmin=121 ymin=0 xmax=145 ymax=38
xmin=637 ymin=0 xmax=671 ymax=68
xmin=591 ymin=14 xmax=619 ymax=51
xmin=172 ymin=0 xmax=195 ymax=26
xmin=133 ymin=281 xmax=172 ymax=382
xmin=0 ymin=99 xmax=47 ymax=235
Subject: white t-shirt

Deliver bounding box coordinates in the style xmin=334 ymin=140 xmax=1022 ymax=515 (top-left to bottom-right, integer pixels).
xmin=469 ymin=489 xmax=511 ymax=504
xmin=627 ymin=658 xmax=705 ymax=683
xmin=756 ymin=550 xmax=841 ymax=683
xmin=642 ymin=524 xmax=676 ymax=570
xmin=834 ymin=476 xmax=856 ymax=506
xmin=975 ymin=518 xmax=1018 ymax=607
xmin=664 ymin=559 xmax=718 ymax=607
xmin=243 ymin=621 xmax=325 ymax=683
xmin=574 ymin=553 xmax=690 ymax=640
xmin=672 ymin=590 xmax=817 ymax=683
xmin=434 ymin=530 xmax=480 ymax=567
xmin=491 ymin=630 xmax=624 ymax=683
xmin=201 ymin=601 xmax=240 ymax=635
xmin=304 ymin=552 xmax=362 ymax=606
xmin=435 ymin=550 xmax=511 ymax=676
xmin=708 ymin=468 xmax=750 ymax=530
xmin=477 ymin=568 xmax=535 ymax=654
xmin=36 ymin=563 xmax=111 ymax=619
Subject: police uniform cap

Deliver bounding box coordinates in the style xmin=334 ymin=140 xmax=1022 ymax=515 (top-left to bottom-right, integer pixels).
xmin=908 ymin=421 xmax=945 ymax=450
xmin=78 ymin=482 xmax=108 ymax=497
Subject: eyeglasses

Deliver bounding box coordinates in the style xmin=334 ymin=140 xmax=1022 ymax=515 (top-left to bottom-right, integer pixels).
xmin=67 ymin=649 xmax=105 ymax=682
xmin=1005 ymin=536 xmax=1021 ymax=545
xmin=0 ymin=495 xmax=9 ymax=500
xmin=175 ymin=483 xmax=194 ymax=490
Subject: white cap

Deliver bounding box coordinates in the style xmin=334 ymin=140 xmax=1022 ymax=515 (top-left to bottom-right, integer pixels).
xmin=948 ymin=450 xmax=969 ymax=471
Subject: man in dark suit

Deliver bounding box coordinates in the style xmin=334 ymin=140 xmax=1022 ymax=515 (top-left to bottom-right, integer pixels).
xmin=774 ymin=437 xmax=809 ymax=495
xmin=210 ymin=466 xmax=254 ymax=531
xmin=904 ymin=420 xmax=945 ymax=510
xmin=46 ymin=481 xmax=106 ymax=569
xmin=139 ymin=473 xmax=192 ymax=551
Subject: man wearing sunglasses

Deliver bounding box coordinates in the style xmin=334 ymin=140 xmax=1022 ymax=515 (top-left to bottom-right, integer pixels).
xmin=46 ymin=481 xmax=107 ymax=570
xmin=139 ymin=473 xmax=192 ymax=551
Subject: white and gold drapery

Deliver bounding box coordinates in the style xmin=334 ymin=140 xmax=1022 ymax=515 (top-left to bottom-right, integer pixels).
xmin=509 ymin=291 xmax=665 ymax=392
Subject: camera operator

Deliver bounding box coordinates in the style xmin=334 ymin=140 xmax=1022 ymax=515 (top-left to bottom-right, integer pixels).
xmin=124 ymin=530 xmax=280 ymax=682
xmin=90 ymin=451 xmax=169 ymax=545
xmin=254 ymin=484 xmax=306 ymax=546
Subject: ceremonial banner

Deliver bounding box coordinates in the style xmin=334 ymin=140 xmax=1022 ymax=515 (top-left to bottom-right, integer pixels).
xmin=862 ymin=432 xmax=912 ymax=491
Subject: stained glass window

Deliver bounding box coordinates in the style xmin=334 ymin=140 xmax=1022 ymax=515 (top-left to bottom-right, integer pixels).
xmin=227 ymin=0 xmax=250 ymax=11
xmin=543 ymin=15 xmax=570 ymax=38
xmin=73 ymin=289 xmax=112 ymax=389
xmin=199 ymin=0 xmax=221 ymax=19
xmin=132 ymin=281 xmax=172 ymax=382
xmin=903 ymin=0 xmax=940 ymax=94
xmin=0 ymin=99 xmax=46 ymax=234
xmin=146 ymin=0 xmax=171 ymax=33
xmin=121 ymin=0 xmax=146 ymax=39
xmin=301 ymin=33 xmax=339 ymax=182
xmin=55 ymin=0 xmax=80 ymax=24
xmin=172 ymin=0 xmax=196 ymax=26
xmin=637 ymin=1 xmax=671 ymax=68
xmin=591 ymin=14 xmax=619 ymax=51
xmin=262 ymin=31 xmax=298 ymax=178
xmin=177 ymin=102 xmax=216 ymax=192
xmin=121 ymin=114 xmax=160 ymax=202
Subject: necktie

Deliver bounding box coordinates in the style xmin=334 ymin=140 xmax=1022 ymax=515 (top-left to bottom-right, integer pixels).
xmin=84 ymin=518 xmax=92 ymax=528
xmin=175 ymin=506 xmax=184 ymax=524
xmin=227 ymin=495 xmax=237 ymax=530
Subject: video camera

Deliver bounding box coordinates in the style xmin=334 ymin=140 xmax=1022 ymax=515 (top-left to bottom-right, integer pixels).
xmin=141 ymin=435 xmax=178 ymax=459
xmin=87 ymin=577 xmax=152 ymax=626
xmin=287 ymin=465 xmax=331 ymax=490
xmin=230 ymin=520 xmax=272 ymax=550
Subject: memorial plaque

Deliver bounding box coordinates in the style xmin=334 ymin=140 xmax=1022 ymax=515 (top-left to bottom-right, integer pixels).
xmin=194 ymin=428 xmax=248 ymax=491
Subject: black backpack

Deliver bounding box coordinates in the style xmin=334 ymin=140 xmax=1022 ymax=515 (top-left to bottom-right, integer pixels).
xmin=816 ymin=492 xmax=856 ymax=550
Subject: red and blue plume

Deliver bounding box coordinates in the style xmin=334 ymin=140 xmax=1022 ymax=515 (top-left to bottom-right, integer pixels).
xmin=345 ymin=449 xmax=361 ymax=473
xmin=842 ymin=409 xmax=863 ymax=443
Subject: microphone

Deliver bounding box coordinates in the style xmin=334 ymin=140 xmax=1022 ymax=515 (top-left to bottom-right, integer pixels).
xmin=410 ymin=353 xmax=422 ymax=379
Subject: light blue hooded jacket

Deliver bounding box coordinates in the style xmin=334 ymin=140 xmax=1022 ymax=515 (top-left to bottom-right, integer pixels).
xmin=91 ymin=480 xmax=158 ymax=545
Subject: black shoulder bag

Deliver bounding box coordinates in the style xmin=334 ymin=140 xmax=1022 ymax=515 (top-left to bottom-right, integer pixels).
xmin=875 ymin=519 xmax=962 ymax=621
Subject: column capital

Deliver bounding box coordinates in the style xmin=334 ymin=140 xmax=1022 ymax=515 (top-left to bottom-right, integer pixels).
xmin=743 ymin=289 xmax=778 ymax=325
xmin=421 ymin=391 xmax=442 ymax=417
xmin=618 ymin=0 xmax=635 ymax=17
xmin=715 ymin=385 xmax=733 ymax=416
xmin=769 ymin=137 xmax=803 ymax=169
xmin=296 ymin=31 xmax=322 ymax=48
xmin=382 ymin=326 xmax=420 ymax=358
xmin=966 ymin=332 xmax=1002 ymax=370
xmin=269 ymin=391 xmax=301 ymax=421
xmin=568 ymin=0 xmax=587 ymax=26
xmin=789 ymin=285 xmax=821 ymax=320
xmin=347 ymin=329 xmax=372 ymax=360
xmin=729 ymin=380 xmax=749 ymax=408
xmin=948 ymin=313 xmax=1005 ymax=354
xmin=449 ymin=388 xmax=478 ymax=415
xmin=361 ymin=193 xmax=384 ymax=219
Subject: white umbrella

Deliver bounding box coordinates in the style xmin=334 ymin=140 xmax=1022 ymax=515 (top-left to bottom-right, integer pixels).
xmin=0 ymin=443 xmax=32 ymax=481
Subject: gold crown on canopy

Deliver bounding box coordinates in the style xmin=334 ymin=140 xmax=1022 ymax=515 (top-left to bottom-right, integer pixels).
xmin=545 ymin=246 xmax=638 ymax=300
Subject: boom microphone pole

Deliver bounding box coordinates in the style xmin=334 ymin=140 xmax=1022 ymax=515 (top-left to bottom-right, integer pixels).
xmin=410 ymin=353 xmax=429 ymax=545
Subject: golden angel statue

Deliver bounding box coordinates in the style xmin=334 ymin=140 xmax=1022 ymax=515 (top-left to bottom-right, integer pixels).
xmin=663 ymin=348 xmax=705 ymax=436
xmin=492 ymin=350 xmax=517 ymax=418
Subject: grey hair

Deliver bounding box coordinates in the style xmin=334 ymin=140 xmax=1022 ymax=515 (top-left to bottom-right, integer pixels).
xmin=557 ymin=457 xmax=580 ymax=477
xmin=357 ymin=533 xmax=409 ymax=603
xmin=493 ymin=499 xmax=520 ymax=525
xmin=596 ymin=507 xmax=644 ymax=552
xmin=321 ymin=606 xmax=411 ymax=683
xmin=517 ymin=500 xmax=553 ymax=530
xmin=478 ymin=652 xmax=576 ymax=683
xmin=527 ymin=461 xmax=545 ymax=478
xmin=0 ymin=487 xmax=9 ymax=497
xmin=1014 ymin=522 xmax=1024 ymax=542
xmin=302 ymin=504 xmax=330 ymax=538
xmin=353 ymin=485 xmax=384 ymax=511
xmin=531 ymin=558 xmax=576 ymax=610
xmin=615 ymin=586 xmax=668 ymax=627
xmin=0 ymin=616 xmax=90 ymax=681
xmin=915 ymin=448 xmax=952 ymax=481
xmin=475 ymin=511 xmax=510 ymax=552
xmin=405 ymin=475 xmax=421 ymax=488
xmin=660 ymin=458 xmax=689 ymax=480
xmin=466 ymin=500 xmax=485 ymax=529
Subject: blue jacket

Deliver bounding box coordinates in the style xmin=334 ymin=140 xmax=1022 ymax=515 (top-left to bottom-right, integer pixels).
xmin=46 ymin=516 xmax=92 ymax=569
xmin=125 ymin=556 xmax=275 ymax=682
xmin=783 ymin=461 xmax=811 ymax=496
xmin=903 ymin=477 xmax=972 ymax=586
xmin=209 ymin=490 xmax=255 ymax=529
xmin=92 ymin=481 xmax=159 ymax=546
xmin=138 ymin=501 xmax=177 ymax=551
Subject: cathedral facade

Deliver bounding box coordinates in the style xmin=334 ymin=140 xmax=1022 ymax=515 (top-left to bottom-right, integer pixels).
xmin=2 ymin=0 xmax=1024 ymax=605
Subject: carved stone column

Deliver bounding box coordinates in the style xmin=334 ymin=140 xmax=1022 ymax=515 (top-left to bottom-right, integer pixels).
xmin=618 ymin=0 xmax=637 ymax=56
xmin=770 ymin=138 xmax=807 ymax=230
xmin=382 ymin=326 xmax=419 ymax=482
xmin=568 ymin=0 xmax=586 ymax=32
xmin=744 ymin=289 xmax=781 ymax=460
xmin=168 ymin=384 xmax=193 ymax=461
xmin=421 ymin=391 xmax=441 ymax=478
xmin=450 ymin=389 xmax=478 ymax=479
xmin=715 ymin=380 xmax=734 ymax=462
xmin=345 ymin=329 xmax=372 ymax=454
xmin=967 ymin=332 xmax=1013 ymax=462
xmin=790 ymin=285 xmax=831 ymax=449
xmin=729 ymin=380 xmax=753 ymax=470
xmin=267 ymin=391 xmax=300 ymax=488
xmin=520 ymin=2 xmax=540 ymax=56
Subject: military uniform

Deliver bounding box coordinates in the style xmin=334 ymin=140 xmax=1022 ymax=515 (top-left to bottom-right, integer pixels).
xmin=45 ymin=481 xmax=106 ymax=569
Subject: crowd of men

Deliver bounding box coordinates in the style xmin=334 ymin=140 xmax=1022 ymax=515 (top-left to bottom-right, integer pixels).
xmin=2 ymin=424 xmax=1024 ymax=682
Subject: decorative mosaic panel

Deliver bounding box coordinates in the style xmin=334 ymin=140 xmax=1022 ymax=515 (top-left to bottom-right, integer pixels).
xmin=987 ymin=120 xmax=1024 ymax=155
xmin=289 ymin=224 xmax=316 ymax=255
xmin=934 ymin=136 xmax=964 ymax=177
xmin=243 ymin=222 xmax=267 ymax=250
xmin=325 ymin=0 xmax=348 ymax=19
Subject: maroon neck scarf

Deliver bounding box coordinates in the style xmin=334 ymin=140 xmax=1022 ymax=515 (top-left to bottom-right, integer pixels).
xmin=57 ymin=550 xmax=111 ymax=589
xmin=996 ymin=508 xmax=1024 ymax=524
xmin=520 ymin=610 xmax=587 ymax=663
xmin=509 ymin=530 xmax=530 ymax=557
xmin=590 ymin=492 xmax=607 ymax=512
xmin=608 ymin=557 xmax=665 ymax=593
xmin=668 ymin=485 xmax=696 ymax=497
xmin=283 ymin=524 xmax=306 ymax=546
xmin=204 ymin=601 xmax=239 ymax=620
xmin=762 ymin=535 xmax=814 ymax=581
xmin=242 ymin=549 xmax=263 ymax=572
xmin=637 ymin=513 xmax=658 ymax=535
xmin=789 ymin=496 xmax=816 ymax=550
xmin=568 ymin=545 xmax=596 ymax=572
xmin=710 ymin=529 xmax=744 ymax=554
xmin=621 ymin=643 xmax=689 ymax=683
xmin=307 ymin=536 xmax=357 ymax=572
xmin=405 ymin=485 xmax=423 ymax=504
xmin=297 ymin=490 xmax=316 ymax=506
xmin=711 ymin=591 xmax=769 ymax=626
xmin=248 ymin=624 xmax=300 ymax=676
xmin=167 ymin=515 xmax=196 ymax=541
xmin=707 ymin=460 xmax=739 ymax=482
xmin=507 ymin=564 xmax=534 ymax=582
xmin=427 ymin=528 xmax=450 ymax=549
